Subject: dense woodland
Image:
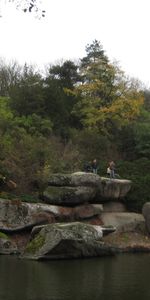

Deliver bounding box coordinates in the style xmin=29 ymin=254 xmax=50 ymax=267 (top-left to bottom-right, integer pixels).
xmin=0 ymin=40 xmax=150 ymax=211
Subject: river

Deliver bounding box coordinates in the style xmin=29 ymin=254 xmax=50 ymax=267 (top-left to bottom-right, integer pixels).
xmin=0 ymin=253 xmax=150 ymax=300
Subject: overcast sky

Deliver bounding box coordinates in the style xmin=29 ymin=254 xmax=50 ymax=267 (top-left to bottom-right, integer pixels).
xmin=0 ymin=0 xmax=150 ymax=87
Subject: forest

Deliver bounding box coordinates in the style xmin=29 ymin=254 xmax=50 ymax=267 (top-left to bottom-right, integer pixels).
xmin=0 ymin=40 xmax=150 ymax=212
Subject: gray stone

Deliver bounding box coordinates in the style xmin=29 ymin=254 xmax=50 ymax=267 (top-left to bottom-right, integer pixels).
xmin=103 ymin=202 xmax=126 ymax=212
xmin=22 ymin=222 xmax=114 ymax=260
xmin=45 ymin=173 xmax=132 ymax=206
xmin=0 ymin=199 xmax=55 ymax=232
xmin=0 ymin=199 xmax=103 ymax=232
xmin=100 ymin=212 xmax=145 ymax=232
xmin=48 ymin=172 xmax=101 ymax=187
xmin=42 ymin=186 xmax=97 ymax=206
xmin=98 ymin=177 xmax=132 ymax=201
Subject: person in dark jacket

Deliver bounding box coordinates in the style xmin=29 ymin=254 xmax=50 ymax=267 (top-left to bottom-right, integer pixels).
xmin=91 ymin=159 xmax=99 ymax=174
xmin=83 ymin=161 xmax=92 ymax=173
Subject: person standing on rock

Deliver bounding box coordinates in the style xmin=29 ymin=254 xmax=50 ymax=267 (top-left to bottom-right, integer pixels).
xmin=91 ymin=159 xmax=99 ymax=174
xmin=109 ymin=161 xmax=115 ymax=178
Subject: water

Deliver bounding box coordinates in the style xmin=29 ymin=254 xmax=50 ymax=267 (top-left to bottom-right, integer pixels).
xmin=0 ymin=254 xmax=150 ymax=300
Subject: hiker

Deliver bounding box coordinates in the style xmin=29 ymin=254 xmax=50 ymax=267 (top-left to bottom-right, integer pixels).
xmin=91 ymin=159 xmax=99 ymax=174
xmin=106 ymin=166 xmax=111 ymax=177
xmin=109 ymin=161 xmax=115 ymax=178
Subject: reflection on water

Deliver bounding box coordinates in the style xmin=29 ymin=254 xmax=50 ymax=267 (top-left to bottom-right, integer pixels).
xmin=0 ymin=254 xmax=150 ymax=300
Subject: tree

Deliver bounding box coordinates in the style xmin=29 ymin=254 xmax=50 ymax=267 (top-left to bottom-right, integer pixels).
xmin=44 ymin=61 xmax=81 ymax=134
xmin=72 ymin=41 xmax=144 ymax=134
xmin=0 ymin=59 xmax=21 ymax=96
xmin=49 ymin=60 xmax=80 ymax=89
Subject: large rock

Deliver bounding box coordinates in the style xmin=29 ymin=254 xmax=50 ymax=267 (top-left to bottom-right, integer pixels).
xmin=98 ymin=177 xmax=132 ymax=201
xmin=48 ymin=172 xmax=101 ymax=187
xmin=142 ymin=202 xmax=150 ymax=233
xmin=22 ymin=222 xmax=114 ymax=260
xmin=0 ymin=199 xmax=103 ymax=232
xmin=42 ymin=186 xmax=97 ymax=206
xmin=0 ymin=199 xmax=55 ymax=232
xmin=100 ymin=212 xmax=145 ymax=232
xmin=43 ymin=173 xmax=132 ymax=206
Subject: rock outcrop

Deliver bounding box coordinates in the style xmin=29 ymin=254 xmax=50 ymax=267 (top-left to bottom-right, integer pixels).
xmin=99 ymin=177 xmax=132 ymax=200
xmin=0 ymin=199 xmax=103 ymax=232
xmin=41 ymin=172 xmax=131 ymax=205
xmin=0 ymin=172 xmax=136 ymax=258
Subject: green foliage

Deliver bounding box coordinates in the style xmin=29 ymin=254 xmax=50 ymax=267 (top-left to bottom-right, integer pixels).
xmin=44 ymin=60 xmax=80 ymax=134
xmin=71 ymin=129 xmax=112 ymax=166
xmin=118 ymin=158 xmax=150 ymax=212
xmin=133 ymin=110 xmax=150 ymax=158
xmin=12 ymin=114 xmax=53 ymax=136
xmin=0 ymin=192 xmax=38 ymax=203
xmin=9 ymin=64 xmax=45 ymax=116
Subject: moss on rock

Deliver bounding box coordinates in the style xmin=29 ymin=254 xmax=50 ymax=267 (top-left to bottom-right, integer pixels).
xmin=25 ymin=234 xmax=45 ymax=254
xmin=0 ymin=232 xmax=9 ymax=240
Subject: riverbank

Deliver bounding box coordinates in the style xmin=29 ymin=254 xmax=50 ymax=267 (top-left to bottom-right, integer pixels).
xmin=5 ymin=228 xmax=150 ymax=258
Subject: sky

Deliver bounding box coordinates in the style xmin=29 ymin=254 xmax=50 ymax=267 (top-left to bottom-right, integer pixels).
xmin=0 ymin=0 xmax=150 ymax=87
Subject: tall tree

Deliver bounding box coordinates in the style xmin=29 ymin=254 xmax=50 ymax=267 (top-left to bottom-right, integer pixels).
xmin=72 ymin=41 xmax=144 ymax=134
xmin=44 ymin=60 xmax=81 ymax=133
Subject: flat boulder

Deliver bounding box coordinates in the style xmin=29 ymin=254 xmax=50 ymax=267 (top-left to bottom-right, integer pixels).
xmin=0 ymin=199 xmax=55 ymax=232
xmin=48 ymin=172 xmax=101 ymax=187
xmin=41 ymin=186 xmax=97 ymax=206
xmin=0 ymin=199 xmax=103 ymax=232
xmin=97 ymin=178 xmax=132 ymax=201
xmin=45 ymin=173 xmax=132 ymax=206
xmin=22 ymin=222 xmax=114 ymax=260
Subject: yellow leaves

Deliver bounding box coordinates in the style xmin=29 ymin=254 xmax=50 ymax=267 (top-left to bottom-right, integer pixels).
xmin=76 ymin=90 xmax=144 ymax=132
xmin=100 ymin=95 xmax=144 ymax=123
xmin=65 ymin=80 xmax=106 ymax=99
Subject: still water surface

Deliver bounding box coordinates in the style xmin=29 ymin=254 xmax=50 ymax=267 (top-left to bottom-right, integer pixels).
xmin=0 ymin=254 xmax=150 ymax=300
